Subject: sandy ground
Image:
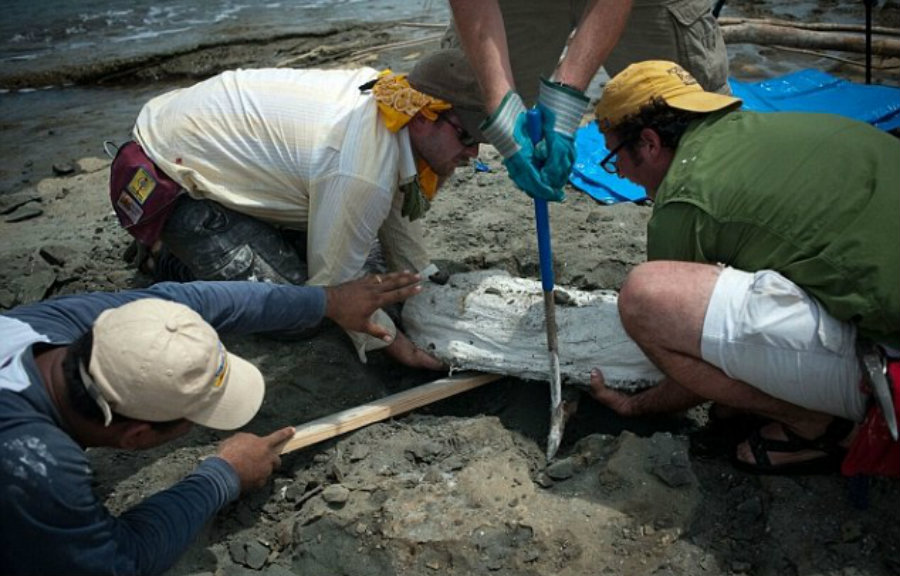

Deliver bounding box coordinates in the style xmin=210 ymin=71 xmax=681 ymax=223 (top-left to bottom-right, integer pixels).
xmin=2 ymin=5 xmax=900 ymax=575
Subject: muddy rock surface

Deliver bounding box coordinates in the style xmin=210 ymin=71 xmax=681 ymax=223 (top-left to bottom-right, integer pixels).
xmin=2 ymin=131 xmax=898 ymax=576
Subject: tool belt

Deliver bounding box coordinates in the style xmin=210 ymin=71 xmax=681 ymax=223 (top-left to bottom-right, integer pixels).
xmin=841 ymin=342 xmax=900 ymax=477
xmin=109 ymin=141 xmax=184 ymax=247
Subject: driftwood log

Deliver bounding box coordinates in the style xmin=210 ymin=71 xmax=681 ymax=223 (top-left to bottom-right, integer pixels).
xmin=718 ymin=17 xmax=900 ymax=57
xmin=403 ymin=270 xmax=662 ymax=391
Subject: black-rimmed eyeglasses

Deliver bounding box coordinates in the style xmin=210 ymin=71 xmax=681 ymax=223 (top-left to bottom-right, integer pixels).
xmin=441 ymin=116 xmax=478 ymax=148
xmin=599 ymin=138 xmax=632 ymax=174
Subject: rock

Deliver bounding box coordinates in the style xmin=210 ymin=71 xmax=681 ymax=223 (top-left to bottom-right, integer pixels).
xmin=284 ymin=481 xmax=308 ymax=503
xmin=546 ymin=457 xmax=576 ymax=480
xmin=39 ymin=244 xmax=79 ymax=267
xmin=651 ymin=460 xmax=694 ymax=488
xmin=649 ymin=435 xmax=694 ymax=488
xmin=322 ymin=484 xmax=350 ymax=506
xmin=52 ymin=162 xmax=76 ymax=176
xmin=5 ymin=205 xmax=43 ymax=223
xmin=228 ymin=539 xmax=269 ymax=570
xmin=274 ymin=516 xmax=296 ymax=549
xmin=521 ymin=546 xmax=540 ymax=563
xmin=0 ymin=288 xmax=16 ymax=310
xmin=0 ymin=192 xmax=40 ymax=215
xmin=13 ymin=260 xmax=56 ymax=305
xmin=441 ymin=455 xmax=465 ymax=471
xmin=405 ymin=440 xmax=442 ymax=463
xmin=348 ymin=444 xmax=369 ymax=462
xmin=244 ymin=541 xmax=270 ymax=570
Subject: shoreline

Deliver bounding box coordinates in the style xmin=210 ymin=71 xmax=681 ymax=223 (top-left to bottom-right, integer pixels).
xmin=0 ymin=22 xmax=443 ymax=197
xmin=0 ymin=22 xmax=432 ymax=91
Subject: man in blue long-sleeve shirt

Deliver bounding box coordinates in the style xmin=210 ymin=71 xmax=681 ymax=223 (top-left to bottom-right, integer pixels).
xmin=0 ymin=272 xmax=423 ymax=575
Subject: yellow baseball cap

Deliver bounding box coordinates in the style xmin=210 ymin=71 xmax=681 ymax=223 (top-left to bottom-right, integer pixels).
xmin=85 ymin=299 xmax=265 ymax=430
xmin=595 ymin=60 xmax=741 ymax=133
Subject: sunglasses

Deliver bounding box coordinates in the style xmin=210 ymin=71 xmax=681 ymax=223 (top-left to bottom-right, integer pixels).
xmin=599 ymin=137 xmax=634 ymax=174
xmin=441 ymin=115 xmax=478 ymax=147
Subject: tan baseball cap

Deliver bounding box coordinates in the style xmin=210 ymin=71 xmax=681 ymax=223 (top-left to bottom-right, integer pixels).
xmin=85 ymin=299 xmax=264 ymax=430
xmin=595 ymin=60 xmax=741 ymax=133
xmin=407 ymin=49 xmax=487 ymax=143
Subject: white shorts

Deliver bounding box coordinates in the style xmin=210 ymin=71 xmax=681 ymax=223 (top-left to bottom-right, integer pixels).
xmin=701 ymin=267 xmax=865 ymax=421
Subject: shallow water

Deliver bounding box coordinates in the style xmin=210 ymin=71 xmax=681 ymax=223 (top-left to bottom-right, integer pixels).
xmin=1 ymin=0 xmax=447 ymax=80
xmin=0 ymin=1 xmax=449 ymax=195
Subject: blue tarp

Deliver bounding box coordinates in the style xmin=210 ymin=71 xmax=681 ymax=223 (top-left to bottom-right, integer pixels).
xmin=571 ymin=125 xmax=649 ymax=205
xmin=570 ymin=70 xmax=900 ymax=205
xmin=730 ymin=69 xmax=900 ymax=132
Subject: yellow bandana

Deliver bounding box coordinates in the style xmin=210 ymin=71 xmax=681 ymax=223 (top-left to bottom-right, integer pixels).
xmin=372 ymin=70 xmax=451 ymax=132
xmin=372 ymin=70 xmax=447 ymax=202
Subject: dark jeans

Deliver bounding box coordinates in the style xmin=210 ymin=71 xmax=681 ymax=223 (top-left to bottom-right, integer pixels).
xmin=157 ymin=196 xmax=320 ymax=339
xmin=160 ymin=196 xmax=309 ymax=285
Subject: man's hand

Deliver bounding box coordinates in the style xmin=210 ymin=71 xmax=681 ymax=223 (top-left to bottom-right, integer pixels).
xmin=588 ymin=368 xmax=638 ymax=417
xmin=324 ymin=271 xmax=424 ymax=341
xmin=217 ymin=426 xmax=295 ymax=492
xmin=589 ymin=369 xmax=703 ymax=417
xmin=536 ymin=78 xmax=589 ymax=190
xmin=481 ymin=91 xmax=563 ymax=202
xmin=384 ymin=330 xmax=445 ymax=371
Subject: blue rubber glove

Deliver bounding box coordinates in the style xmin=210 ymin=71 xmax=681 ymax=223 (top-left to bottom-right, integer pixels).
xmin=536 ymin=78 xmax=590 ymax=190
xmin=480 ymin=91 xmax=563 ymax=202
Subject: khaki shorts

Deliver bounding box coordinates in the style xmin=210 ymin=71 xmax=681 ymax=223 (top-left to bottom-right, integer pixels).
xmin=701 ymin=267 xmax=866 ymax=421
xmin=441 ymin=0 xmax=729 ymax=104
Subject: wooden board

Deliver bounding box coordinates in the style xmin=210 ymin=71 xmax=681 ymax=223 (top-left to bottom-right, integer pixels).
xmin=281 ymin=372 xmax=502 ymax=455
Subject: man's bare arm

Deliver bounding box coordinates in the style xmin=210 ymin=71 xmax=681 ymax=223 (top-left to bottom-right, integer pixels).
xmin=448 ymin=0 xmax=516 ymax=112
xmin=554 ymin=0 xmax=633 ymax=90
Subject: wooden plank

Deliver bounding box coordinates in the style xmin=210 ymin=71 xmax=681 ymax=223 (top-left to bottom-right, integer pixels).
xmin=280 ymin=372 xmax=502 ymax=455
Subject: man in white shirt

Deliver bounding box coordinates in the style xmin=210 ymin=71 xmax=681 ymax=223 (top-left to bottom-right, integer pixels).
xmin=109 ymin=50 xmax=485 ymax=370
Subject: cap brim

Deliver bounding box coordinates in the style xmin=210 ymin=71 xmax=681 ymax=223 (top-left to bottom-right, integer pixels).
xmin=188 ymin=352 xmax=265 ymax=430
xmin=665 ymin=91 xmax=742 ymax=114
xmin=455 ymin=107 xmax=487 ymax=143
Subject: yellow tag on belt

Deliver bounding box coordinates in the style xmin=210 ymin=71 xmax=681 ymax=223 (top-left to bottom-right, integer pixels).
xmin=127 ymin=167 xmax=157 ymax=204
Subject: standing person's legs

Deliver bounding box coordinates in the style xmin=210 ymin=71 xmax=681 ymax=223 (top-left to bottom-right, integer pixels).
xmin=605 ymin=0 xmax=730 ymax=94
xmin=441 ymin=0 xmax=585 ymax=105
xmin=159 ymin=196 xmax=309 ymax=285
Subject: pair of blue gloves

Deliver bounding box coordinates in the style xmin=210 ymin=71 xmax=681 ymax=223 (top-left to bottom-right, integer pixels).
xmin=481 ymin=78 xmax=590 ymax=202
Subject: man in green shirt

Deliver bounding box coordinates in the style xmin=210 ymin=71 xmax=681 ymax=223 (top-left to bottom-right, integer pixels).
xmin=587 ymin=60 xmax=899 ymax=474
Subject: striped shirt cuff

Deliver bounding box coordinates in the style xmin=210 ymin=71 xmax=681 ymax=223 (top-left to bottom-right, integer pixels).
xmin=480 ymin=91 xmax=526 ymax=158
xmin=538 ymin=78 xmax=589 ymax=136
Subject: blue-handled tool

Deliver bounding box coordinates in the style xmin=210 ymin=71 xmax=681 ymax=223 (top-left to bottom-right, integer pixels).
xmin=526 ymin=108 xmax=564 ymax=461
